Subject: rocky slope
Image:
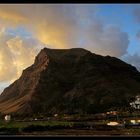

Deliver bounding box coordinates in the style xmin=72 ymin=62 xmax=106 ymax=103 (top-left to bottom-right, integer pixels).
xmin=0 ymin=47 xmax=140 ymax=115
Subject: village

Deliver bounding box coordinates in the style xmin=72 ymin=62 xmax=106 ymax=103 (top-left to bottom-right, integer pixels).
xmin=0 ymin=95 xmax=140 ymax=135
xmin=3 ymin=95 xmax=140 ymax=124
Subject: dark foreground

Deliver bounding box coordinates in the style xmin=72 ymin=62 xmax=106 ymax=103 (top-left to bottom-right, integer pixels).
xmin=20 ymin=129 xmax=130 ymax=136
xmin=0 ymin=119 xmax=140 ymax=136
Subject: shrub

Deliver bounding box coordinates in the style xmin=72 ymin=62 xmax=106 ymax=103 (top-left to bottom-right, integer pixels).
xmin=0 ymin=127 xmax=19 ymax=135
xmin=22 ymin=125 xmax=46 ymax=132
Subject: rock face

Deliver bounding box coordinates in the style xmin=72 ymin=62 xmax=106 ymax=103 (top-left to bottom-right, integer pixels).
xmin=0 ymin=47 xmax=140 ymax=115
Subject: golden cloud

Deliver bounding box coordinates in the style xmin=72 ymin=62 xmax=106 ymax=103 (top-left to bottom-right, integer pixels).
xmin=0 ymin=5 xmax=131 ymax=92
xmin=0 ymin=10 xmax=27 ymax=24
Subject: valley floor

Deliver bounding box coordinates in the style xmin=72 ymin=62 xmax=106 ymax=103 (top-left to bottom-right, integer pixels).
xmin=0 ymin=119 xmax=139 ymax=136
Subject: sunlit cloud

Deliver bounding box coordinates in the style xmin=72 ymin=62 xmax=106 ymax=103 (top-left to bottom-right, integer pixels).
xmin=0 ymin=4 xmax=130 ymax=54
xmin=0 ymin=28 xmax=43 ymax=83
xmin=0 ymin=10 xmax=27 ymax=24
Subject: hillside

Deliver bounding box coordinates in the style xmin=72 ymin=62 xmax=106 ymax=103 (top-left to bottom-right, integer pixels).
xmin=0 ymin=47 xmax=140 ymax=115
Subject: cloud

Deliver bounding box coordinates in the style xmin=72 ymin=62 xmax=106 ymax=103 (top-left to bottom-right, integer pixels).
xmin=136 ymin=30 xmax=140 ymax=40
xmin=32 ymin=5 xmax=129 ymax=57
xmin=0 ymin=5 xmax=82 ymax=48
xmin=0 ymin=4 xmax=131 ymax=92
xmin=0 ymin=5 xmax=130 ymax=56
xmin=81 ymin=25 xmax=129 ymax=57
xmin=133 ymin=6 xmax=140 ymax=23
xmin=0 ymin=28 xmax=17 ymax=82
xmin=0 ymin=28 xmax=42 ymax=83
xmin=7 ymin=36 xmax=42 ymax=80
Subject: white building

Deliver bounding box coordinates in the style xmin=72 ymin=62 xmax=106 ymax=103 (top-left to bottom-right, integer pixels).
xmin=107 ymin=121 xmax=119 ymax=126
xmin=54 ymin=114 xmax=58 ymax=117
xmin=5 ymin=115 xmax=11 ymax=121
xmin=130 ymin=95 xmax=140 ymax=109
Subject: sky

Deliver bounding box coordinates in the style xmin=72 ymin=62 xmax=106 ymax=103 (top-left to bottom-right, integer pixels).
xmin=0 ymin=4 xmax=140 ymax=93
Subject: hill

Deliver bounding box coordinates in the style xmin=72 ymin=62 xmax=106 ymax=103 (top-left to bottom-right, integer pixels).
xmin=0 ymin=47 xmax=140 ymax=115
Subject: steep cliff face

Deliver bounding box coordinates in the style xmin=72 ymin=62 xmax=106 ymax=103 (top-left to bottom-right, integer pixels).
xmin=0 ymin=47 xmax=140 ymax=115
xmin=0 ymin=49 xmax=49 ymax=114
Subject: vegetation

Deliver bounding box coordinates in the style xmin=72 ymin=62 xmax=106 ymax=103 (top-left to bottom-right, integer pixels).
xmin=0 ymin=114 xmax=139 ymax=135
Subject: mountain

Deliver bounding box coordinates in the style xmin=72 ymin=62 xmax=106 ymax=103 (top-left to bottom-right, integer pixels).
xmin=0 ymin=47 xmax=140 ymax=115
